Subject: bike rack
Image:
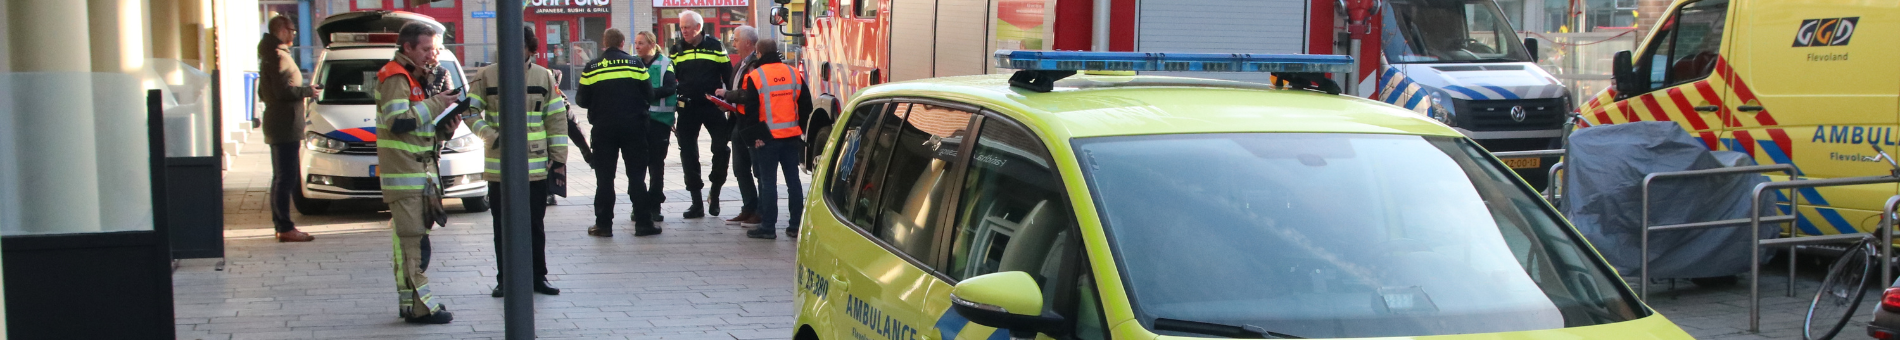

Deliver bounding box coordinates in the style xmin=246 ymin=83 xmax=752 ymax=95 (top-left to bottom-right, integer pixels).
xmin=1639 ymin=164 xmax=1800 ymax=302
xmin=1742 ymin=175 xmax=1900 ymax=332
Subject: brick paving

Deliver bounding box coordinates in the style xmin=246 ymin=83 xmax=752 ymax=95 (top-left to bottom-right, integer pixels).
xmin=181 ymin=108 xmax=809 ymax=340
xmin=189 ymin=111 xmax=1887 ymax=340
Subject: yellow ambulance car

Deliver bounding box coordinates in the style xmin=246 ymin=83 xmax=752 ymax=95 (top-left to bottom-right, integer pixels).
xmin=1582 ymin=0 xmax=1897 ymax=238
xmin=789 ymin=51 xmax=1692 ymax=340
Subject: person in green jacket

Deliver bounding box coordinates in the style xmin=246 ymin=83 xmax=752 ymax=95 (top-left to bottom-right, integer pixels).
xmin=634 ymin=31 xmax=679 ymax=222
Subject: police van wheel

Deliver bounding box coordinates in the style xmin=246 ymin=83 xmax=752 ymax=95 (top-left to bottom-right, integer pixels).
xmin=462 ymin=196 xmax=490 ymax=213
xmin=293 ymin=189 xmax=329 ymax=215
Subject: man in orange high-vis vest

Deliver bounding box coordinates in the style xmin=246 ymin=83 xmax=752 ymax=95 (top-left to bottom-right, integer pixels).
xmin=722 ymin=35 xmax=811 ymax=240
xmin=374 ymin=22 xmax=458 ymax=324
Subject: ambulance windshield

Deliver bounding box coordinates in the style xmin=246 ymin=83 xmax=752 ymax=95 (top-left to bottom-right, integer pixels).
xmin=1382 ymin=0 xmax=1532 ymax=63
xmin=1075 ymin=133 xmax=1643 ymax=338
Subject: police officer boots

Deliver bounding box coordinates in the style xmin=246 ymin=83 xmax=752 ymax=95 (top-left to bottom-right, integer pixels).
xmin=682 ymin=190 xmax=706 ymax=219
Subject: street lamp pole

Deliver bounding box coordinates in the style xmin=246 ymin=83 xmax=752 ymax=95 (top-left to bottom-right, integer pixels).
xmin=497 ymin=1 xmax=534 ymax=339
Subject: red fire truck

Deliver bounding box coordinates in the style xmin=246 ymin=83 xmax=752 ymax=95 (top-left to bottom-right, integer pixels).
xmin=772 ymin=0 xmax=1568 ymax=185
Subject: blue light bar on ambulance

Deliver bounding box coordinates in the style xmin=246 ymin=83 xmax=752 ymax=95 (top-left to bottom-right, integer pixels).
xmin=992 ymin=50 xmax=1354 ymax=73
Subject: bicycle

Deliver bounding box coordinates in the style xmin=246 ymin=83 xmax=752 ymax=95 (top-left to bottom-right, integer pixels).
xmin=1803 ymin=144 xmax=1900 ymax=340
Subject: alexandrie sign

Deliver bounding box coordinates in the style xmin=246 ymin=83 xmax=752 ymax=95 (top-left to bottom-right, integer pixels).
xmin=653 ymin=0 xmax=749 ymax=7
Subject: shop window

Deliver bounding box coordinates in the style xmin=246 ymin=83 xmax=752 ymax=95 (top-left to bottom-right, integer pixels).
xmin=355 ymin=0 xmax=381 ymax=9
xmin=871 ymin=104 xmax=975 ymax=261
xmin=1639 ymin=0 xmax=1727 ymax=90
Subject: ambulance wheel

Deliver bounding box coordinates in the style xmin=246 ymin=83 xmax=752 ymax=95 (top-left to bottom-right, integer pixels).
xmin=462 ymin=196 xmax=490 ymax=213
xmin=293 ymin=189 xmax=329 ymax=215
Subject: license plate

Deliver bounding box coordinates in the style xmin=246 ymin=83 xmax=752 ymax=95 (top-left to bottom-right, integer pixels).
xmin=370 ymin=165 xmax=379 ymax=176
xmin=1503 ymin=157 xmax=1542 ymax=169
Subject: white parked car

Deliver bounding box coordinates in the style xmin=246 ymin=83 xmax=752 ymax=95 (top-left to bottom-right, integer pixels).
xmin=296 ymin=11 xmax=487 ymax=214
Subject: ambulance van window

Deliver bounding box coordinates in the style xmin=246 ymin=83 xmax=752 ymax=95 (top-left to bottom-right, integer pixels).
xmin=826 ymin=103 xmax=885 ymax=221
xmin=872 ymin=104 xmax=975 ymax=260
xmin=848 ymin=103 xmax=908 ymax=227
xmin=1639 ymin=0 xmax=1728 ymax=90
xmin=944 ymin=116 xmax=1078 ymax=314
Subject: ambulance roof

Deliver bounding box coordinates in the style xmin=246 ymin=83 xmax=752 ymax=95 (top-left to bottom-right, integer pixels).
xmin=849 ymin=74 xmax=1462 ymax=140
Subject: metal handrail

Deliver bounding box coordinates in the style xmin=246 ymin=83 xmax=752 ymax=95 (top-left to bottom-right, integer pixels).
xmin=1743 ymin=175 xmax=1900 ymax=332
xmin=1639 ymin=164 xmax=1799 ymax=301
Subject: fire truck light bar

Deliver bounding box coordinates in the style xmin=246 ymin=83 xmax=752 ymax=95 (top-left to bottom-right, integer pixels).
xmin=332 ymin=33 xmax=400 ymax=44
xmin=992 ymin=50 xmax=1354 ymax=73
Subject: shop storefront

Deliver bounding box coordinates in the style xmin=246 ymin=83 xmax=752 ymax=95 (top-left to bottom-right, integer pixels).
xmin=652 ymin=0 xmax=752 ymax=48
xmin=525 ymin=0 xmax=613 ymax=65
xmin=349 ymin=0 xmax=464 ymax=44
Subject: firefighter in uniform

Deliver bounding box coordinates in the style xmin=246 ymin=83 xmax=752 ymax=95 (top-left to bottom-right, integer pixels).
xmin=374 ymin=22 xmax=456 ymax=324
xmin=462 ymin=27 xmax=567 ymax=298
xmin=636 ymin=31 xmax=679 ymax=222
xmin=723 ymin=35 xmax=811 ymax=239
xmin=669 ymin=10 xmax=735 ymax=218
xmin=577 ymin=28 xmax=658 ymax=237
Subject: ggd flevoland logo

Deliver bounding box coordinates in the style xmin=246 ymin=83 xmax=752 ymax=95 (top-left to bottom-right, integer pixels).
xmin=1793 ymin=17 xmax=1858 ymax=47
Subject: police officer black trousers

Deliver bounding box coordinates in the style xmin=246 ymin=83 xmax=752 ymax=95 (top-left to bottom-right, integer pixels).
xmin=593 ymin=117 xmax=656 ymax=234
xmin=674 ymin=105 xmax=730 ymax=216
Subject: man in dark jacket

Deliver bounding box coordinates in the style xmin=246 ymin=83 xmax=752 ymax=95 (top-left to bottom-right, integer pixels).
xmin=256 ymin=15 xmax=316 ymax=242
xmin=669 ymin=10 xmax=735 ymax=219
xmin=576 ymin=28 xmax=659 ymax=237
xmin=723 ymin=36 xmax=812 ymax=239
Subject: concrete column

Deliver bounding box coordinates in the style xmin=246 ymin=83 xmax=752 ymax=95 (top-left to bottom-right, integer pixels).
xmin=89 ymin=0 xmax=158 ymax=232
xmin=6 ymin=0 xmax=104 ymax=234
xmin=152 ymin=0 xmax=182 ymax=61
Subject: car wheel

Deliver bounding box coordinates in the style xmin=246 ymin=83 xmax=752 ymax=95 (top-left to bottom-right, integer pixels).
xmin=463 ymin=196 xmax=490 ymax=212
xmin=293 ymin=188 xmax=329 ymax=215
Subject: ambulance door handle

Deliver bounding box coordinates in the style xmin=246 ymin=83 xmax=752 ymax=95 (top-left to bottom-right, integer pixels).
xmin=830 ymin=274 xmax=851 ymax=291
xmin=1737 ymin=105 xmax=1765 ymax=112
xmin=1693 ymin=105 xmax=1719 ymax=112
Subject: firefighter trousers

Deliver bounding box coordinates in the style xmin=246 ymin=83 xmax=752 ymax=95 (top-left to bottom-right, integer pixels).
xmin=390 ymin=196 xmax=441 ymax=318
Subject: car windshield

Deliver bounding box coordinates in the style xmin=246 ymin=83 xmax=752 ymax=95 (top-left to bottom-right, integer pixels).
xmin=1074 ymin=133 xmax=1643 ymax=338
xmin=1382 ymin=0 xmax=1531 ymax=63
xmin=317 ymin=59 xmax=465 ymax=105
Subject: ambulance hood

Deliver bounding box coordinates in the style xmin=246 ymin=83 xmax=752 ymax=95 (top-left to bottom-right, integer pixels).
xmin=1390 ymin=62 xmax=1568 ymax=101
xmin=317 ymin=11 xmax=445 ymax=47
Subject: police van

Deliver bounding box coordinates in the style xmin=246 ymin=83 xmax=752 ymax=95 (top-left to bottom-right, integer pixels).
xmin=789 ymin=51 xmax=1691 ymax=340
xmin=297 ymin=11 xmax=487 ymax=214
xmin=1581 ymin=0 xmax=1894 ymax=239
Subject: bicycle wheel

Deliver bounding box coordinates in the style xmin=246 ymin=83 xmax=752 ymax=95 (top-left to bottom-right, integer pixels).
xmin=1806 ymin=241 xmax=1875 ymax=340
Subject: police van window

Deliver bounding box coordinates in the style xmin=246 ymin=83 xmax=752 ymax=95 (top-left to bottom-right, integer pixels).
xmin=1641 ymin=0 xmax=1727 ymax=90
xmin=316 ymin=59 xmax=388 ymax=105
xmin=871 ymin=104 xmax=975 ymax=260
xmin=847 ymin=103 xmax=909 ymax=227
xmin=828 ymin=103 xmax=889 ymax=223
xmin=945 ymin=118 xmax=1076 ymax=310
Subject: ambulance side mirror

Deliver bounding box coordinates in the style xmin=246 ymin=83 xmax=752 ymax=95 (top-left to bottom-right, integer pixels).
xmin=950 ymin=272 xmax=1068 ymax=338
xmin=1610 ymin=50 xmax=1639 ymax=99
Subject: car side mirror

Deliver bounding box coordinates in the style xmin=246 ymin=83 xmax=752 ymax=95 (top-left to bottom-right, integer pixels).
xmin=1523 ymin=38 xmax=1538 ymax=61
xmin=1610 ymin=50 xmax=1639 ymax=99
xmin=950 ymin=272 xmax=1067 ymax=338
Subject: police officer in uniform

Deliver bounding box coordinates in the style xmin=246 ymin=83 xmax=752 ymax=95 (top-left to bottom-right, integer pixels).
xmin=374 ymin=22 xmax=456 ymax=324
xmin=577 ymin=28 xmax=658 ymax=237
xmin=669 ymin=10 xmax=734 ymax=218
xmin=723 ymin=35 xmax=812 ymax=239
xmin=462 ymin=27 xmax=567 ymax=297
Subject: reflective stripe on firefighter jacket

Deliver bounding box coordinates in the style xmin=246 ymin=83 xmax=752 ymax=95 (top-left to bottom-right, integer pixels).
xmin=745 ymin=63 xmax=805 ymax=139
xmin=374 ymin=52 xmax=452 ymax=202
xmin=462 ymin=61 xmax=570 ymax=183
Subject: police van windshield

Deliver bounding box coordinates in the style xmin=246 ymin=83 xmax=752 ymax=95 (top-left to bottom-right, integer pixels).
xmin=1383 ymin=0 xmax=1532 ymax=63
xmin=316 ymin=59 xmax=465 ymax=105
xmin=1075 ymin=133 xmax=1643 ymax=338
